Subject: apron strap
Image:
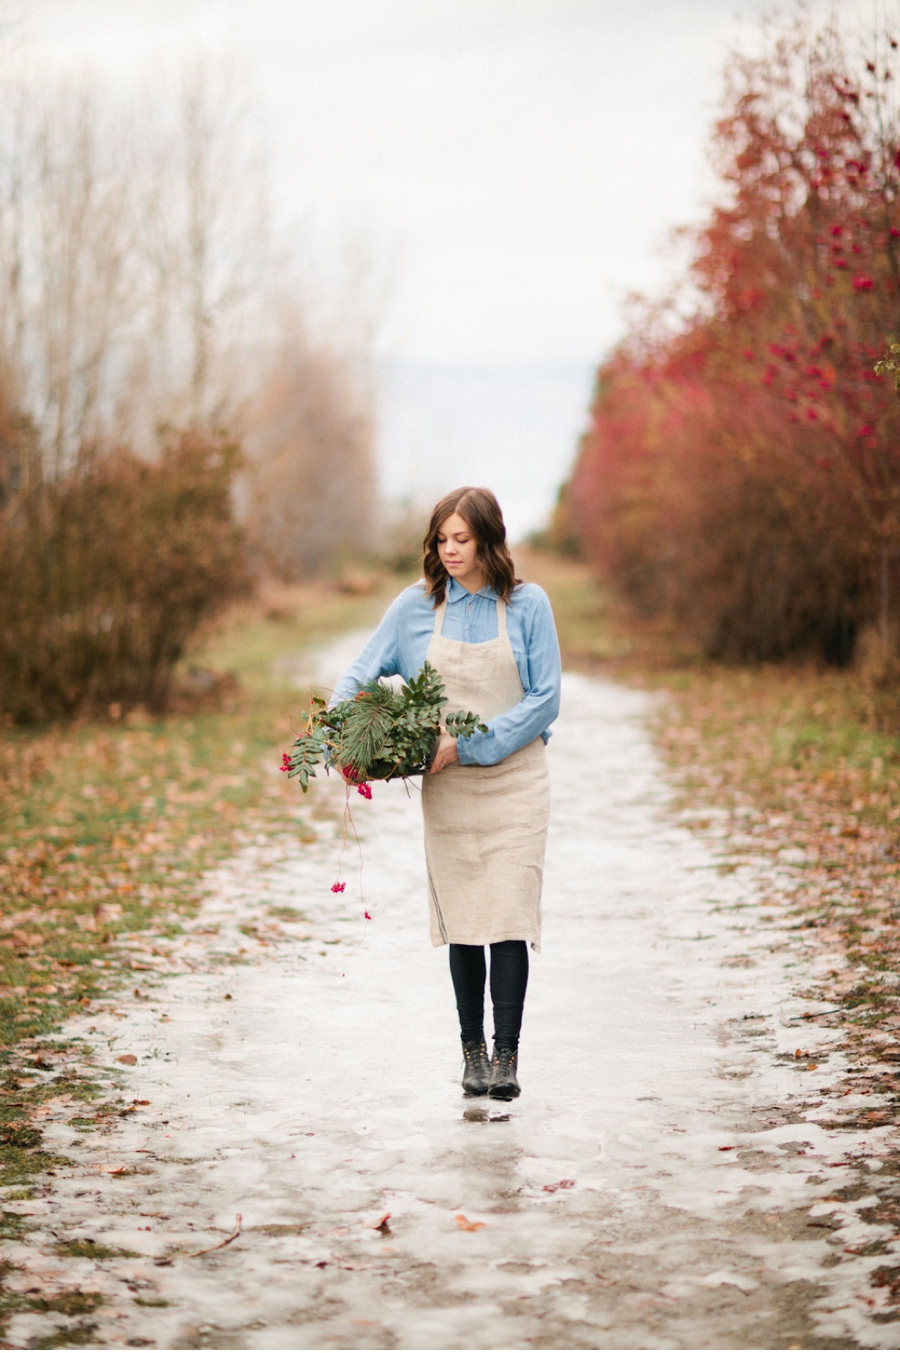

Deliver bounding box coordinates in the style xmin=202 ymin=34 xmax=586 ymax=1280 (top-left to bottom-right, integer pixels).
xmin=433 ymin=598 xmax=448 ymax=636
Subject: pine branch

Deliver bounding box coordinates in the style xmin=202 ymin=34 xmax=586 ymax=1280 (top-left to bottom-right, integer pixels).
xmin=336 ymin=682 xmax=398 ymax=775
xmin=284 ymin=662 xmax=487 ymax=789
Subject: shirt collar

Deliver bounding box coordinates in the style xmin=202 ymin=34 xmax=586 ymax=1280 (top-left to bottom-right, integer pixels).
xmin=446 ymin=576 xmax=497 ymax=603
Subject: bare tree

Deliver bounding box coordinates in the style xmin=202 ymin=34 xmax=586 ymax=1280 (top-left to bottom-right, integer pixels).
xmin=244 ymin=300 xmax=376 ymax=576
xmin=0 ymin=51 xmax=379 ymax=576
xmin=0 ymin=57 xmax=271 ymax=465
xmin=0 ymin=77 xmax=144 ymax=470
xmin=139 ymin=57 xmax=270 ymax=434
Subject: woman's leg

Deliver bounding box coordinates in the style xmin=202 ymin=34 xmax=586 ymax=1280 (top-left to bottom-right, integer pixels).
xmin=487 ymin=940 xmax=528 ymax=1101
xmin=489 ymin=940 xmax=529 ymax=1050
xmin=449 ymin=944 xmax=490 ymax=1095
xmin=448 ymin=943 xmax=486 ymax=1042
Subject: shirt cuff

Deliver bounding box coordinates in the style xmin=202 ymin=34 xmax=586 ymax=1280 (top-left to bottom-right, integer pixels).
xmin=456 ymin=735 xmax=481 ymax=766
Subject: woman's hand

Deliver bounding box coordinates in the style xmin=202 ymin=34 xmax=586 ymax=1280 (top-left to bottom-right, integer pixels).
xmin=429 ymin=731 xmax=459 ymax=774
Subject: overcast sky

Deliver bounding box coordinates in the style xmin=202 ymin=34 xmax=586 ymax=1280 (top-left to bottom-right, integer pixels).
xmin=23 ymin=0 xmax=868 ymax=365
xmin=20 ymin=0 xmax=869 ymax=534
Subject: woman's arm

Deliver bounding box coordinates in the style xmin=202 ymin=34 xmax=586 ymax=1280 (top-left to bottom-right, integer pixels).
xmin=456 ymin=589 xmax=561 ymax=766
xmin=331 ymin=592 xmax=407 ymax=702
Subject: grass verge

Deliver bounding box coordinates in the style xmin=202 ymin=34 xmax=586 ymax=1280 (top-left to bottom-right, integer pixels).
xmin=0 ymin=572 xmax=403 ymax=1188
xmin=521 ymin=547 xmax=900 ymax=1048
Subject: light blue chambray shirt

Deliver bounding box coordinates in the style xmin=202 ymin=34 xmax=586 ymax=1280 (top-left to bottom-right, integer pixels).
xmin=332 ymin=577 xmax=561 ymax=766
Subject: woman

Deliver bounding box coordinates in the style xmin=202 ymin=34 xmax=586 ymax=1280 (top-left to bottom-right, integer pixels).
xmin=333 ymin=487 xmax=561 ymax=1100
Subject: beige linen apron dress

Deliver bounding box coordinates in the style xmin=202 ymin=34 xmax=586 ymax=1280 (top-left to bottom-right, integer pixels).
xmin=421 ymin=595 xmax=550 ymax=951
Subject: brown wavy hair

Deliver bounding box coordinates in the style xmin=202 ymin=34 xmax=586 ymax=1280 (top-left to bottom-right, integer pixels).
xmin=423 ymin=486 xmax=521 ymax=607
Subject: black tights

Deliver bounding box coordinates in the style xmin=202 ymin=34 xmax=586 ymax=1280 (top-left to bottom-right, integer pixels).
xmin=448 ymin=941 xmax=529 ymax=1051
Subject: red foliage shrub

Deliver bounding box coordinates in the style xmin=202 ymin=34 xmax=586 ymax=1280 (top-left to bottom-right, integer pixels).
xmin=566 ymin=17 xmax=900 ymax=662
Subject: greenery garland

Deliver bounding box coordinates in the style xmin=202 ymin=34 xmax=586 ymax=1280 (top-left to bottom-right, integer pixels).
xmin=282 ymin=662 xmax=488 ymax=790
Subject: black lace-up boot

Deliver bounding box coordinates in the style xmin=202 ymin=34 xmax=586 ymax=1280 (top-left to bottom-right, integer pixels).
xmin=488 ymin=1044 xmax=520 ymax=1100
xmin=461 ymin=1037 xmax=491 ymax=1096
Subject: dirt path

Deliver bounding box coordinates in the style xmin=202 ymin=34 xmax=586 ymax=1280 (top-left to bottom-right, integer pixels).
xmin=4 ymin=651 xmax=900 ymax=1349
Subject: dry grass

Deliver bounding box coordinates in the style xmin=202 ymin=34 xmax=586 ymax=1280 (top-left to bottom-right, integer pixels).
xmin=0 ymin=568 xmax=406 ymax=1196
xmin=520 ymin=547 xmax=900 ymax=1043
xmin=0 ymin=572 xmax=404 ymax=1051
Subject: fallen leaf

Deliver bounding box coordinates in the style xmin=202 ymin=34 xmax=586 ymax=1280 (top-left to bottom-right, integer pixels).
xmin=12 ymin=930 xmax=40 ymax=946
xmin=542 ymin=1179 xmax=576 ymax=1192
xmin=133 ymin=1099 xmax=150 ymax=1106
xmin=115 ymin=1054 xmax=137 ymax=1065
xmin=370 ymin=1212 xmax=392 ymax=1235
xmin=454 ymin=1213 xmax=485 ymax=1231
xmin=718 ymin=1146 xmax=736 ymax=1152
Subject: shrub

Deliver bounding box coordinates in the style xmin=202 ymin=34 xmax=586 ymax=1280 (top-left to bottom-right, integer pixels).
xmin=0 ymin=429 xmax=247 ymax=722
xmin=565 ymin=16 xmax=900 ymax=664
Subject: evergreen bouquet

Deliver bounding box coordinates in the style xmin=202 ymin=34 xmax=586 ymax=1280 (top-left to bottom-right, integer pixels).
xmin=282 ymin=662 xmax=488 ymax=790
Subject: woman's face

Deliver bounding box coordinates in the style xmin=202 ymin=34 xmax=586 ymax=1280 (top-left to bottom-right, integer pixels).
xmin=436 ymin=512 xmax=484 ymax=593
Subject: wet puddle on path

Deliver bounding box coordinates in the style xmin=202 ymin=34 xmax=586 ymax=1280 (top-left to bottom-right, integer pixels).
xmin=4 ymin=665 xmax=900 ymax=1349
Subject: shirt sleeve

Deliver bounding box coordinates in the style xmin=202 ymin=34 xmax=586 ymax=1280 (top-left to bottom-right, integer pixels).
xmin=330 ymin=594 xmax=404 ymax=702
xmin=456 ymin=589 xmax=561 ymax=766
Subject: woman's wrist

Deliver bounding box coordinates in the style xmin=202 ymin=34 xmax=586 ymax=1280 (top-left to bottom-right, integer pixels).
xmin=429 ymin=731 xmax=459 ymax=773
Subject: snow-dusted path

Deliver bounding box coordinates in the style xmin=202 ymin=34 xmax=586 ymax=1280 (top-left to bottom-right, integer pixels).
xmin=7 ymin=661 xmax=900 ymax=1349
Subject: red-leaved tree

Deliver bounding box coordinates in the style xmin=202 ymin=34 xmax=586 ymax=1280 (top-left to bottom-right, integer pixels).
xmin=566 ymin=17 xmax=900 ymax=662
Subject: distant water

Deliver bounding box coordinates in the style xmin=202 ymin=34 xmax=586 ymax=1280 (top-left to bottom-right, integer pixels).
xmin=375 ymin=358 xmax=596 ymax=542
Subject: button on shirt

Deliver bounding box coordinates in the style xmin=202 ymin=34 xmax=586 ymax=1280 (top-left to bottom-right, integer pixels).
xmin=332 ymin=578 xmax=562 ymax=766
